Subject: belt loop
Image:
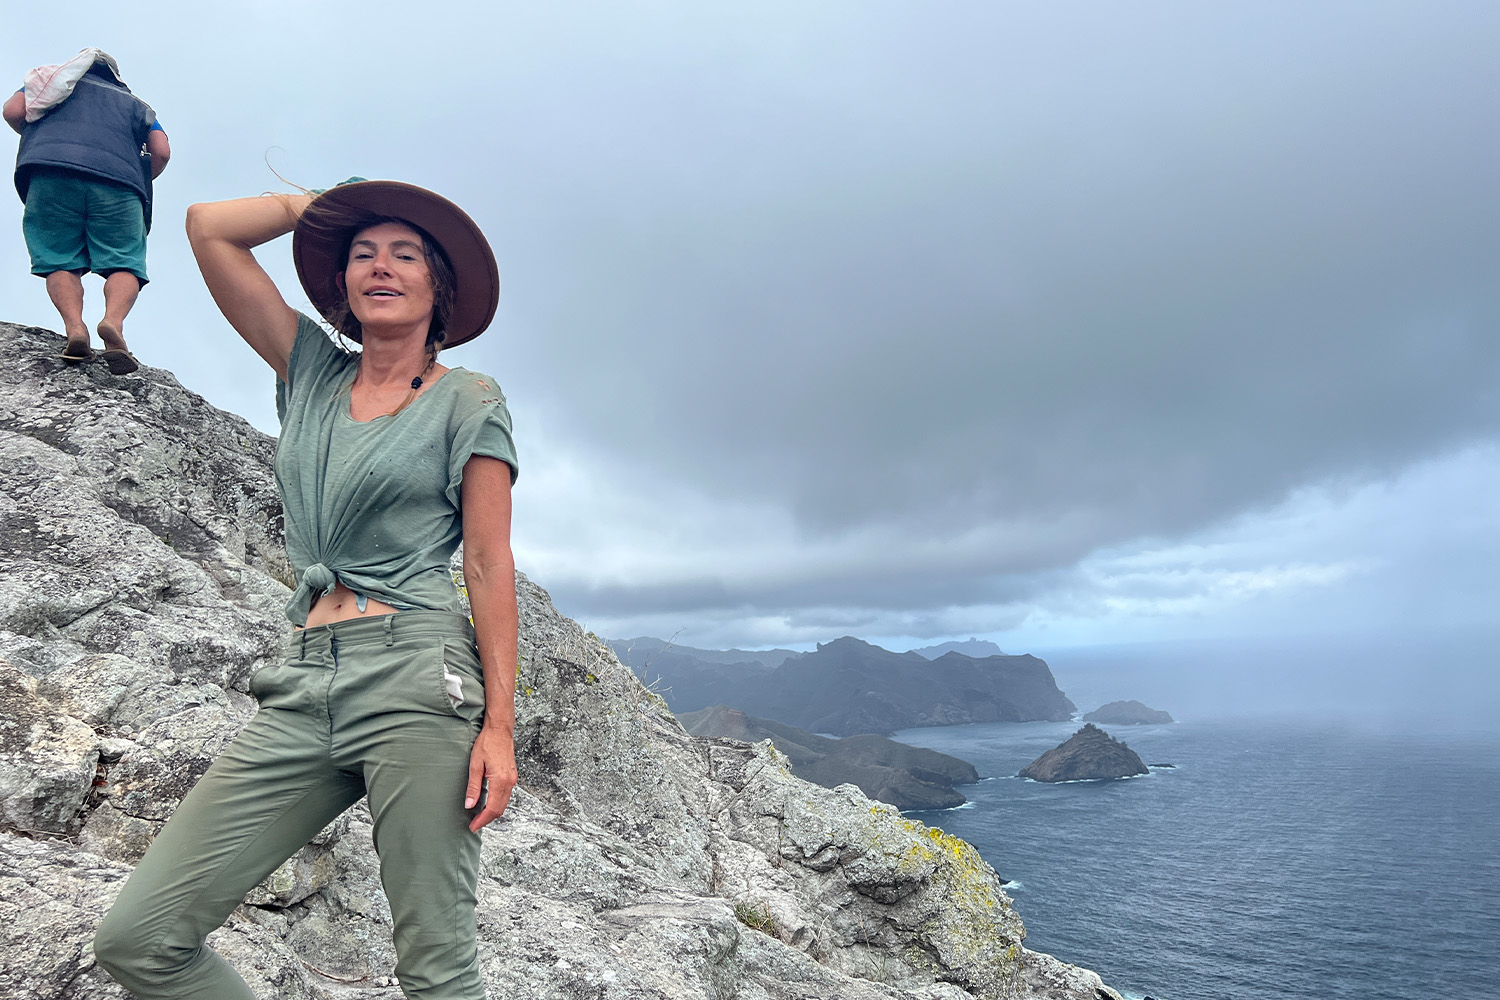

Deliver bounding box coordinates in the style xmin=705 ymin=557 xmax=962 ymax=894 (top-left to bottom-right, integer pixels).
xmin=384 ymin=615 xmax=395 ymax=647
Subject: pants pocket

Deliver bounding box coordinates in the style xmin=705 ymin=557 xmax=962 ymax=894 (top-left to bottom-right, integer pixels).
xmin=437 ymin=638 xmax=486 ymax=725
xmin=249 ymin=660 xmax=322 ymax=712
xmin=248 ymin=663 xmax=281 ymax=703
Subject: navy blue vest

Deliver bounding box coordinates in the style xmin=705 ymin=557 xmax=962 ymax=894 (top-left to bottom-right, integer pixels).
xmin=13 ymin=69 xmax=157 ymax=230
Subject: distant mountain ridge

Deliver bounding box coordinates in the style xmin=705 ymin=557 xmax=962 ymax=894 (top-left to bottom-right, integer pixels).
xmin=911 ymin=638 xmax=1006 ymax=659
xmin=607 ymin=637 xmax=787 ymax=713
xmin=610 ymin=634 xmax=1076 ymax=737
xmin=610 ymin=637 xmax=797 ymax=671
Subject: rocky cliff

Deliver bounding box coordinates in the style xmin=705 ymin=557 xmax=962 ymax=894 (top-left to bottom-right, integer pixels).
xmin=1017 ymin=725 xmax=1149 ymax=784
xmin=0 ymin=321 xmax=1121 ymax=1000
xmin=679 ymin=706 xmax=978 ymax=811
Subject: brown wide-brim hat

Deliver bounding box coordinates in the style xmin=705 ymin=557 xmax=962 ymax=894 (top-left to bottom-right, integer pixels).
xmin=293 ymin=180 xmax=499 ymax=350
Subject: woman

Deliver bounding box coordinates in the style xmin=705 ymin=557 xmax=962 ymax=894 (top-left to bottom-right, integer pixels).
xmin=94 ymin=180 xmax=519 ymax=1000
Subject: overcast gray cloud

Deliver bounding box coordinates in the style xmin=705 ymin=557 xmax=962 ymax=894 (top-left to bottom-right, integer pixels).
xmin=3 ymin=3 xmax=1497 ymax=676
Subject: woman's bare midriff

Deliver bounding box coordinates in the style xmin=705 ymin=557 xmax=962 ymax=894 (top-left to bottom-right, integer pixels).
xmin=304 ymin=581 xmax=401 ymax=628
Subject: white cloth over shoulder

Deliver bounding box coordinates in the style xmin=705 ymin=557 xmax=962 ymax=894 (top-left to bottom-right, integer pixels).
xmin=23 ymin=48 xmax=125 ymax=122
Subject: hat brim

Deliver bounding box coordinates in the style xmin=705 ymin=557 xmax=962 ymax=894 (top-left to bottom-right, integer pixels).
xmin=293 ymin=181 xmax=499 ymax=349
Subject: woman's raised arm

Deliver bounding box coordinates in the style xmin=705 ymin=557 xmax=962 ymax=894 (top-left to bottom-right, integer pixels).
xmin=184 ymin=194 xmax=312 ymax=381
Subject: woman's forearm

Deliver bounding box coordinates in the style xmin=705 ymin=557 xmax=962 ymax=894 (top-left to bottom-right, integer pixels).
xmin=185 ymin=193 xmax=313 ymax=252
xmin=184 ymin=194 xmax=312 ymax=379
xmin=459 ymin=456 xmax=519 ymax=735
xmin=466 ymin=551 xmax=519 ymax=735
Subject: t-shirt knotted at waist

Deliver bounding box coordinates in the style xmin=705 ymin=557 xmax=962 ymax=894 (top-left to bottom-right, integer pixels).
xmin=274 ymin=312 xmax=518 ymax=626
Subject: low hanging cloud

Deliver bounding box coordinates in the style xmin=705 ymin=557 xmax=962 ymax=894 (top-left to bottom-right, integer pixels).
xmin=3 ymin=3 xmax=1496 ymax=649
xmin=484 ymin=3 xmax=1500 ymax=645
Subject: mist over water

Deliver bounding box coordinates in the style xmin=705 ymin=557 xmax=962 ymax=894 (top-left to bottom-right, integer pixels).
xmin=1030 ymin=625 xmax=1500 ymax=729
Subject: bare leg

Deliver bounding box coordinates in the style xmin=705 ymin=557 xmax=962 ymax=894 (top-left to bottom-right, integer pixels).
xmin=99 ymin=271 xmax=141 ymax=350
xmin=97 ymin=272 xmax=142 ymax=373
xmin=44 ymin=271 xmax=89 ymax=346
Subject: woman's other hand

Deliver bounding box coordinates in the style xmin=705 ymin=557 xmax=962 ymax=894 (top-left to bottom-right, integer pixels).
xmin=465 ymin=725 xmax=516 ymax=831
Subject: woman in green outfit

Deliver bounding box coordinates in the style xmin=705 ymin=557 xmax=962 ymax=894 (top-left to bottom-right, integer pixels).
xmin=94 ymin=181 xmax=519 ymax=1000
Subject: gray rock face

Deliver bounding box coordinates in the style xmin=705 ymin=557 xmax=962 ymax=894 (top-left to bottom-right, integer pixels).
xmin=1082 ymin=700 xmax=1173 ymax=725
xmin=1018 ymin=724 xmax=1149 ymax=783
xmin=0 ymin=321 xmax=1121 ymax=1000
xmin=679 ymin=705 xmax=979 ymax=811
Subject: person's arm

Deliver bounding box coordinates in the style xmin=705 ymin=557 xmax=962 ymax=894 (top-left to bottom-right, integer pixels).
xmin=459 ymin=455 xmax=519 ymax=832
xmin=146 ymin=128 xmax=170 ymax=179
xmin=3 ymin=89 xmax=25 ymax=134
xmin=184 ymin=194 xmax=312 ymax=380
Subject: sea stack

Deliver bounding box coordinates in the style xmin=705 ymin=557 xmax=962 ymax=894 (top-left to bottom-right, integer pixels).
xmin=1083 ymin=700 xmax=1174 ymax=725
xmin=1019 ymin=723 xmax=1150 ymax=782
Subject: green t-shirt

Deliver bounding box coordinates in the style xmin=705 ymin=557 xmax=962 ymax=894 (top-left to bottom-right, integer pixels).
xmin=274 ymin=313 xmax=519 ymax=625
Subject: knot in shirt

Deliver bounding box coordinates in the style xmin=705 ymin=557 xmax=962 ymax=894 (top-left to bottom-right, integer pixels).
xmin=303 ymin=562 xmax=337 ymax=594
xmin=289 ymin=562 xmax=339 ymax=622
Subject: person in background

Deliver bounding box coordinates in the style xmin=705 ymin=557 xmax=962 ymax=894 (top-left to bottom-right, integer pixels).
xmin=3 ymin=48 xmax=169 ymax=374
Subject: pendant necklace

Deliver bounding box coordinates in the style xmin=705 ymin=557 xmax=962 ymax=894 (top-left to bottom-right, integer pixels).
xmin=362 ymin=354 xmax=437 ymax=418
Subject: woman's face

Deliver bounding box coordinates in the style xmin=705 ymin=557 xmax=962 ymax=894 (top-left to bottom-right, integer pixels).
xmin=341 ymin=221 xmax=436 ymax=334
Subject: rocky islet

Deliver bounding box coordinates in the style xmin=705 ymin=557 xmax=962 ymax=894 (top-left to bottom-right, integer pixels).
xmin=1018 ymin=724 xmax=1151 ymax=783
xmin=1082 ymin=700 xmax=1174 ymax=725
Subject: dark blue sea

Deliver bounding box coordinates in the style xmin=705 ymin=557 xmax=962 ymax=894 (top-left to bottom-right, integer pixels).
xmin=897 ymin=717 xmax=1500 ymax=1000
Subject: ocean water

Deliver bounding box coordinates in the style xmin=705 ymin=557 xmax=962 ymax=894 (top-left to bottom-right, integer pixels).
xmin=897 ymin=717 xmax=1500 ymax=1000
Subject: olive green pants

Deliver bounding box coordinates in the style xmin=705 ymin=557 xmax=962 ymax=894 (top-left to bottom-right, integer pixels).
xmin=95 ymin=611 xmax=488 ymax=1000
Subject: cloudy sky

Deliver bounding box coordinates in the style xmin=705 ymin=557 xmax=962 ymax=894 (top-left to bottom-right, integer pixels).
xmin=4 ymin=3 xmax=1497 ymax=717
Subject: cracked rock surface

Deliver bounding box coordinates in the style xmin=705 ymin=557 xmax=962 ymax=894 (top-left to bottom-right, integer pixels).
xmin=0 ymin=322 xmax=1121 ymax=1000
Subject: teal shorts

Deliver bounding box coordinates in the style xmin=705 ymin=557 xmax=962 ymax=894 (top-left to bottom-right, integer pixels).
xmin=22 ymin=166 xmax=149 ymax=284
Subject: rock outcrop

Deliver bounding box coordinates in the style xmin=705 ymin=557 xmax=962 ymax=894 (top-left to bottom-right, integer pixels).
xmin=679 ymin=705 xmax=979 ymax=811
xmin=1018 ymin=725 xmax=1149 ymax=783
xmin=1082 ymin=700 xmax=1173 ymax=725
xmin=0 ymin=321 xmax=1121 ymax=1000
